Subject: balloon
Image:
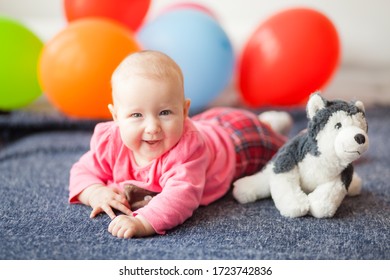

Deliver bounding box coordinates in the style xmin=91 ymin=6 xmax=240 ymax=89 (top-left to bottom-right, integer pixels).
xmin=63 ymin=0 xmax=151 ymax=31
xmin=138 ymin=9 xmax=234 ymax=114
xmin=0 ymin=17 xmax=43 ymax=110
xmin=159 ymin=2 xmax=217 ymax=19
xmin=238 ymin=8 xmax=340 ymax=107
xmin=38 ymin=18 xmax=140 ymax=119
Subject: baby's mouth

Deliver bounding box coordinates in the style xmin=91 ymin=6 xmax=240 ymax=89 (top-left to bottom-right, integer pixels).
xmin=144 ymin=140 xmax=160 ymax=145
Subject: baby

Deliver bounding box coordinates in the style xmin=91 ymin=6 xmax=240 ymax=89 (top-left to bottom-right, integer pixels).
xmin=69 ymin=50 xmax=289 ymax=238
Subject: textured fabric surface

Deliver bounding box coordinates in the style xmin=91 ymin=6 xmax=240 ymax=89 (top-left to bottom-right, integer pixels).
xmin=0 ymin=108 xmax=388 ymax=260
xmin=192 ymin=107 xmax=286 ymax=179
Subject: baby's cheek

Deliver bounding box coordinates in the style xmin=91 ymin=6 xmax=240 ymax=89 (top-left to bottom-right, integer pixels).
xmin=121 ymin=129 xmax=140 ymax=149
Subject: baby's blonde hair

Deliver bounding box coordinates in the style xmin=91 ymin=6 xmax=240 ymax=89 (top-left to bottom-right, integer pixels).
xmin=111 ymin=50 xmax=184 ymax=100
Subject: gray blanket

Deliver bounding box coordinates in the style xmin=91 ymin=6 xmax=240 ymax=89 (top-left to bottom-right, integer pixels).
xmin=0 ymin=108 xmax=388 ymax=260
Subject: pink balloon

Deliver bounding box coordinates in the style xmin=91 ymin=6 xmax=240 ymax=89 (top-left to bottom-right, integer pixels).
xmin=159 ymin=2 xmax=217 ymax=19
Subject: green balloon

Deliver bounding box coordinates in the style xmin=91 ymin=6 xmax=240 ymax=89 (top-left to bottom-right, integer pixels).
xmin=0 ymin=17 xmax=43 ymax=110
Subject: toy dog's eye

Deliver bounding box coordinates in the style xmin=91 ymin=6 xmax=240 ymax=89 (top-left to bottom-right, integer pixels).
xmin=335 ymin=122 xmax=342 ymax=129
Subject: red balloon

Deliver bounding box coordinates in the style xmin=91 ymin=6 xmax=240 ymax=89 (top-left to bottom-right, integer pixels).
xmin=238 ymin=8 xmax=340 ymax=107
xmin=64 ymin=0 xmax=151 ymax=31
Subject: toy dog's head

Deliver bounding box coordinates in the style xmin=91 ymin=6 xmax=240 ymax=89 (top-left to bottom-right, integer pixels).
xmin=306 ymin=92 xmax=369 ymax=165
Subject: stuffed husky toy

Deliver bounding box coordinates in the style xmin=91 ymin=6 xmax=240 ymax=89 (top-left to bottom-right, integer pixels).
xmin=233 ymin=92 xmax=369 ymax=218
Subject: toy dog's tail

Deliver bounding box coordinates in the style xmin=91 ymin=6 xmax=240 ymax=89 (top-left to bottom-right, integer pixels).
xmin=232 ymin=164 xmax=273 ymax=204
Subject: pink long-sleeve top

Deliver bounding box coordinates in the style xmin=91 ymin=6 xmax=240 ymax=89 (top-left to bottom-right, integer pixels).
xmin=69 ymin=118 xmax=236 ymax=234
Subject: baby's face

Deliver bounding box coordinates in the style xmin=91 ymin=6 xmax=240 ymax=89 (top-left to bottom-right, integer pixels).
xmin=110 ymin=76 xmax=189 ymax=167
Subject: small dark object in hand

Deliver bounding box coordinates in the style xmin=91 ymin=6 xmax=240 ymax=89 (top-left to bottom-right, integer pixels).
xmin=124 ymin=184 xmax=158 ymax=211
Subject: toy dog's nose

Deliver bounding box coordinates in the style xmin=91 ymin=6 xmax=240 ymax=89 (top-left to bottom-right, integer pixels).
xmin=354 ymin=134 xmax=366 ymax=145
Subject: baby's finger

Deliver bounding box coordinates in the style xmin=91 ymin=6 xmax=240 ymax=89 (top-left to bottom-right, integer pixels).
xmin=110 ymin=200 xmax=132 ymax=216
xmin=115 ymin=193 xmax=129 ymax=207
xmin=109 ymin=219 xmax=123 ymax=237
xmin=112 ymin=188 xmax=122 ymax=195
xmin=117 ymin=227 xmax=129 ymax=239
xmin=102 ymin=205 xmax=117 ymax=220
xmin=123 ymin=228 xmax=135 ymax=239
xmin=108 ymin=218 xmax=116 ymax=234
xmin=90 ymin=207 xmax=102 ymax=218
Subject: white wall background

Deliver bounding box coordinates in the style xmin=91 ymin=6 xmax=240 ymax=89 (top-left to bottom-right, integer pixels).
xmin=1 ymin=0 xmax=390 ymax=68
xmin=1 ymin=0 xmax=390 ymax=106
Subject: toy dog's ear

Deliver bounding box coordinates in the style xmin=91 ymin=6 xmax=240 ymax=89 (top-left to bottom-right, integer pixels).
xmin=307 ymin=92 xmax=326 ymax=119
xmin=354 ymin=100 xmax=365 ymax=113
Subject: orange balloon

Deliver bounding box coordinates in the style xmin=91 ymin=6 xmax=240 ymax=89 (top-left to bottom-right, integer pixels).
xmin=38 ymin=18 xmax=140 ymax=119
xmin=64 ymin=0 xmax=151 ymax=31
xmin=238 ymin=8 xmax=340 ymax=107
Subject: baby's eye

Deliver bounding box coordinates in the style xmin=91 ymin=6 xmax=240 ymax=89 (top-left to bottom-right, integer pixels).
xmin=335 ymin=122 xmax=342 ymax=129
xmin=130 ymin=113 xmax=142 ymax=118
xmin=160 ymin=110 xmax=172 ymax=116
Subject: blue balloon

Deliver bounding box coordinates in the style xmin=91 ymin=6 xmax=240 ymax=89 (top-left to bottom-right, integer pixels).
xmin=137 ymin=9 xmax=234 ymax=114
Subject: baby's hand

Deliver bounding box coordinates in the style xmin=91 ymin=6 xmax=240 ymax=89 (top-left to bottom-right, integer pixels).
xmin=79 ymin=185 xmax=132 ymax=219
xmin=108 ymin=215 xmax=155 ymax=238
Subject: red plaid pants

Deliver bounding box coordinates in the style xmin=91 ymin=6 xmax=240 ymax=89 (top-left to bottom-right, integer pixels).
xmin=192 ymin=107 xmax=286 ymax=179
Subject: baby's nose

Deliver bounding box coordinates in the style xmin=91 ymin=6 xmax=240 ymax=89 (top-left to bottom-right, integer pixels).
xmin=145 ymin=119 xmax=161 ymax=134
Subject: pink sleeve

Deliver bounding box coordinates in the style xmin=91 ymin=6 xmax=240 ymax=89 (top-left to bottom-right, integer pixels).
xmin=68 ymin=122 xmax=116 ymax=203
xmin=134 ymin=132 xmax=210 ymax=234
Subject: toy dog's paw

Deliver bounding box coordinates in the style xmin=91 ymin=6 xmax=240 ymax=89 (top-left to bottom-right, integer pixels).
xmin=232 ymin=177 xmax=259 ymax=204
xmin=308 ymin=197 xmax=337 ymax=218
xmin=308 ymin=192 xmax=337 ymax=218
xmin=308 ymin=182 xmax=347 ymax=218
xmin=274 ymin=191 xmax=310 ymax=218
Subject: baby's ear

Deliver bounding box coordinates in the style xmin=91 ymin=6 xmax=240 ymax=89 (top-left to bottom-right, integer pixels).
xmin=184 ymin=99 xmax=191 ymax=117
xmin=307 ymin=92 xmax=326 ymax=120
xmin=108 ymin=104 xmax=117 ymax=121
